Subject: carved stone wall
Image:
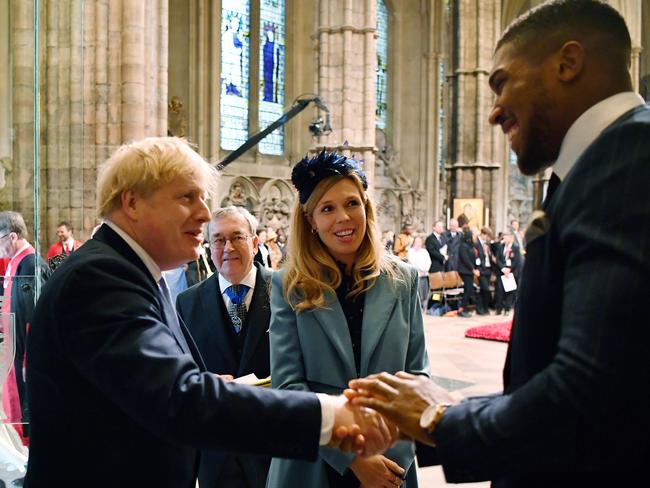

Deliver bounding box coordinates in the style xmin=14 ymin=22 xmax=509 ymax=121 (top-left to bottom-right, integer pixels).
xmin=3 ymin=0 xmax=168 ymax=243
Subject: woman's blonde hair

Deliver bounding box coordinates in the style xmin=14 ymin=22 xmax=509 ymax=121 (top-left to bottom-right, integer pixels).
xmin=96 ymin=137 xmax=218 ymax=218
xmin=283 ymin=174 xmax=402 ymax=311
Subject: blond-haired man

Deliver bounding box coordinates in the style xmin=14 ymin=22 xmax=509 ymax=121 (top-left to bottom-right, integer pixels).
xmin=25 ymin=137 xmax=395 ymax=488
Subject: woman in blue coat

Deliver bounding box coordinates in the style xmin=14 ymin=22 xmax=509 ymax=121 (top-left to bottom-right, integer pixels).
xmin=266 ymin=151 xmax=430 ymax=488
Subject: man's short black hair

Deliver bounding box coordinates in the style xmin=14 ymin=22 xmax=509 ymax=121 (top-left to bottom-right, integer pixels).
xmin=58 ymin=221 xmax=72 ymax=231
xmin=497 ymin=0 xmax=631 ymax=65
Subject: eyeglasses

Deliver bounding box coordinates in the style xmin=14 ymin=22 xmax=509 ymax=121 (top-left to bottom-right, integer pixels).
xmin=0 ymin=232 xmax=12 ymax=240
xmin=211 ymin=234 xmax=251 ymax=249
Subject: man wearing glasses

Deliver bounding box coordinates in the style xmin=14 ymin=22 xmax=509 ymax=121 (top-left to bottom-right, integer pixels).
xmin=0 ymin=211 xmax=50 ymax=445
xmin=176 ymin=205 xmax=273 ymax=488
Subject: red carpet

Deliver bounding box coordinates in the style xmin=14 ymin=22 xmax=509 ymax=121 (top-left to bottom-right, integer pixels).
xmin=465 ymin=321 xmax=513 ymax=342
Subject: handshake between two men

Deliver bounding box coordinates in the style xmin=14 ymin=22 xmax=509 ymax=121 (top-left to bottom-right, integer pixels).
xmin=331 ymin=371 xmax=453 ymax=455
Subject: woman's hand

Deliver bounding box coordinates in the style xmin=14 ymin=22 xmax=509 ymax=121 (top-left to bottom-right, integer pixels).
xmin=349 ymin=455 xmax=406 ymax=487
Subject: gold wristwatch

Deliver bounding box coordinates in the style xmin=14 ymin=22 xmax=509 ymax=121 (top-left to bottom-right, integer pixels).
xmin=419 ymin=403 xmax=449 ymax=437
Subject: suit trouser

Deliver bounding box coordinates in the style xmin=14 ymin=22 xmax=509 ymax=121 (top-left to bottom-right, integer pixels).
xmin=477 ymin=273 xmax=492 ymax=312
xmin=460 ymin=273 xmax=474 ymax=309
xmin=495 ymin=277 xmax=514 ymax=311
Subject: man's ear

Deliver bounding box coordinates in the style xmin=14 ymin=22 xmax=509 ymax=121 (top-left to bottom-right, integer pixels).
xmin=556 ymin=41 xmax=584 ymax=82
xmin=120 ymin=189 xmax=139 ymax=220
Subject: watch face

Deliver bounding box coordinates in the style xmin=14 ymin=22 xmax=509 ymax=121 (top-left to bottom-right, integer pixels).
xmin=419 ymin=404 xmax=437 ymax=429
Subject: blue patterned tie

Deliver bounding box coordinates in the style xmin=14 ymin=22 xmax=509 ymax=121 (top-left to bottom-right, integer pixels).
xmin=224 ymin=284 xmax=249 ymax=334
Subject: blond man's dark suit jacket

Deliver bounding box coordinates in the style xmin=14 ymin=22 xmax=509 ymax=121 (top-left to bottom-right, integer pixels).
xmin=176 ymin=263 xmax=272 ymax=488
xmin=419 ymin=104 xmax=650 ymax=487
xmin=25 ymin=225 xmax=321 ymax=488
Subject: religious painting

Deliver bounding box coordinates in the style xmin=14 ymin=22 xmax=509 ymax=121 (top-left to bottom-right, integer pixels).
xmin=453 ymin=198 xmax=484 ymax=229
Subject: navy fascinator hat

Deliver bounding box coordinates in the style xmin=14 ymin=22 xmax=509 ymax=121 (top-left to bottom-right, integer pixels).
xmin=291 ymin=150 xmax=368 ymax=204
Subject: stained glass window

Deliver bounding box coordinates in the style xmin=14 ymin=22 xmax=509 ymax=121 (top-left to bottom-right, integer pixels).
xmin=376 ymin=0 xmax=389 ymax=129
xmin=258 ymin=0 xmax=286 ymax=155
xmin=220 ymin=0 xmax=251 ymax=151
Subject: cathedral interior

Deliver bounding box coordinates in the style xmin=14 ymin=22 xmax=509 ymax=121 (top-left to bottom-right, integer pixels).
xmin=0 ymin=0 xmax=648 ymax=245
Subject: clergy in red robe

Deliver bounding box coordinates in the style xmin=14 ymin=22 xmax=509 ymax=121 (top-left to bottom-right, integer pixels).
xmin=45 ymin=221 xmax=83 ymax=264
xmin=0 ymin=211 xmax=50 ymax=445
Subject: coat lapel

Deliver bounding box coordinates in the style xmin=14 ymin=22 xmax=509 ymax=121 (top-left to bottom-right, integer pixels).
xmin=360 ymin=274 xmax=397 ymax=377
xmin=239 ymin=267 xmax=271 ymax=375
xmin=311 ymin=293 xmax=357 ymax=380
xmin=93 ymin=224 xmax=192 ymax=354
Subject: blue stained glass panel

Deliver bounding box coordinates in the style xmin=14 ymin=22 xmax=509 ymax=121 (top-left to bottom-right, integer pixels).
xmin=259 ymin=0 xmax=286 ymax=155
xmin=220 ymin=0 xmax=251 ymax=151
xmin=376 ymin=0 xmax=388 ymax=129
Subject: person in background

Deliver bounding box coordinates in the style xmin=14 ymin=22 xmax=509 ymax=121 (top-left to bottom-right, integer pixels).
xmin=457 ymin=228 xmax=478 ymax=318
xmin=495 ymin=230 xmax=521 ymax=316
xmin=425 ymin=220 xmax=448 ymax=275
xmin=254 ymin=228 xmax=272 ymax=268
xmin=475 ymin=227 xmax=494 ymax=315
xmin=0 ymin=211 xmax=50 ymax=445
xmin=266 ymin=229 xmax=283 ymax=270
xmin=267 ymin=151 xmax=430 ymax=488
xmin=393 ymin=224 xmax=414 ymax=261
xmin=444 ymin=218 xmax=461 ymax=271
xmin=510 ymin=219 xmax=525 ymax=251
xmin=407 ymin=236 xmax=432 ymax=311
xmin=45 ymin=221 xmax=83 ymax=269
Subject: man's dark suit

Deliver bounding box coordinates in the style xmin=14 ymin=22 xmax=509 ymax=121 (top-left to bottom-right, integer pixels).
xmin=253 ymin=244 xmax=271 ymax=268
xmin=25 ymin=225 xmax=321 ymax=488
xmin=494 ymin=241 xmax=521 ymax=313
xmin=443 ymin=230 xmax=461 ymax=271
xmin=176 ymin=263 xmax=272 ymax=488
xmin=424 ymin=233 xmax=446 ymax=273
xmin=474 ymin=239 xmax=493 ymax=313
xmin=420 ymin=105 xmax=650 ymax=487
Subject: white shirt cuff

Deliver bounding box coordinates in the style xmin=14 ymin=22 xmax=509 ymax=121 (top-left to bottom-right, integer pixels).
xmin=316 ymin=393 xmax=347 ymax=445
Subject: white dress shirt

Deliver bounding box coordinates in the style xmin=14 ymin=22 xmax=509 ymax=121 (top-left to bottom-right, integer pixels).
xmin=553 ymin=92 xmax=645 ymax=181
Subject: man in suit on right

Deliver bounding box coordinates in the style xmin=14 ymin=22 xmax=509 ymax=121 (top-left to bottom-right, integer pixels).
xmin=443 ymin=218 xmax=461 ymax=271
xmin=177 ymin=206 xmax=273 ymax=488
xmin=348 ymin=1 xmax=650 ymax=487
xmin=494 ymin=230 xmax=521 ymax=316
xmin=425 ymin=220 xmax=447 ymax=274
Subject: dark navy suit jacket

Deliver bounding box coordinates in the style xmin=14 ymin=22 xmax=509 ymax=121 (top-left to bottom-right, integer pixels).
xmin=176 ymin=263 xmax=273 ymax=488
xmin=419 ymin=104 xmax=650 ymax=487
xmin=25 ymin=224 xmax=320 ymax=488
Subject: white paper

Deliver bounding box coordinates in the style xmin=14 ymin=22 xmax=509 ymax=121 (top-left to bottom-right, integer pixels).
xmin=501 ymin=274 xmax=517 ymax=292
xmin=232 ymin=373 xmax=261 ymax=385
xmin=440 ymin=244 xmax=448 ymax=257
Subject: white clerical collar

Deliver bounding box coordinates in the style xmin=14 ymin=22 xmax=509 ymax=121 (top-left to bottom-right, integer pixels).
xmin=103 ymin=220 xmax=162 ymax=283
xmin=554 ymin=92 xmax=645 ymax=181
xmin=218 ymin=264 xmax=257 ymax=294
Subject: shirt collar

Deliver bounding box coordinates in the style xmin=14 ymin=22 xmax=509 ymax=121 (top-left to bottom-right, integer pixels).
xmin=104 ymin=220 xmax=163 ymax=283
xmin=553 ymin=92 xmax=645 ymax=181
xmin=218 ymin=264 xmax=257 ymax=293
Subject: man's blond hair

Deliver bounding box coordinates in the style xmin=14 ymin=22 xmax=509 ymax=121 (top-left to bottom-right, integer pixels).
xmin=96 ymin=137 xmax=218 ymax=218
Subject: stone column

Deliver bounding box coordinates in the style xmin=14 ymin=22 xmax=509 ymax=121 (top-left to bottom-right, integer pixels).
xmin=447 ymin=0 xmax=505 ymax=230
xmin=607 ymin=0 xmax=642 ymax=92
xmin=313 ymin=0 xmax=375 ymax=188
xmin=6 ymin=0 xmax=168 ymax=242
